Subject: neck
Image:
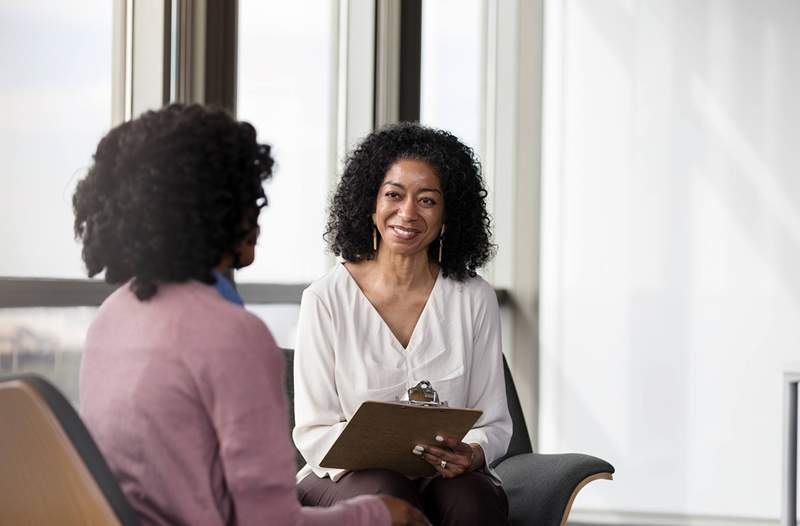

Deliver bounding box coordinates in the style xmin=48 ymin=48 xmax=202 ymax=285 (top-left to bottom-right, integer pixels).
xmin=216 ymin=255 xmax=234 ymax=274
xmin=373 ymin=249 xmax=437 ymax=290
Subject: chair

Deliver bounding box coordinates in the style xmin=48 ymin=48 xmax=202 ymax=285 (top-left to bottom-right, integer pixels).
xmin=283 ymin=348 xmax=614 ymax=526
xmin=0 ymin=374 xmax=140 ymax=526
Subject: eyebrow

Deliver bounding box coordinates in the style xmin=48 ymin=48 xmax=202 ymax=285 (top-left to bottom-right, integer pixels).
xmin=382 ymin=181 xmax=442 ymax=195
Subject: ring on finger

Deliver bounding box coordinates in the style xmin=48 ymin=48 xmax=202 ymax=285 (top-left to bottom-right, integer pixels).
xmin=440 ymin=460 xmax=447 ymax=469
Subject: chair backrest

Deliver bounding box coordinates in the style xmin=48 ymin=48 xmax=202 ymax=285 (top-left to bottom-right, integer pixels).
xmin=282 ymin=349 xmax=306 ymax=469
xmin=493 ymin=355 xmax=533 ymax=466
xmin=281 ymin=349 xmax=532 ymax=468
xmin=0 ymin=374 xmax=140 ymax=526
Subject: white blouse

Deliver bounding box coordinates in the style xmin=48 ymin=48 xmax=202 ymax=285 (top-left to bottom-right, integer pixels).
xmin=292 ymin=264 xmax=512 ymax=482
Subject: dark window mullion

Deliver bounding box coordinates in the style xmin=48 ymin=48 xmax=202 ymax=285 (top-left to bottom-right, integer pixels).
xmin=398 ymin=0 xmax=422 ymax=122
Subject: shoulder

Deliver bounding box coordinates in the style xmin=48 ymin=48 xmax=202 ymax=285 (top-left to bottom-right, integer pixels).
xmin=192 ymin=284 xmax=274 ymax=344
xmin=153 ymin=281 xmax=275 ymax=346
xmin=170 ymin=283 xmax=281 ymax=374
xmin=302 ymin=264 xmax=351 ymax=305
xmin=440 ymin=273 xmax=497 ymax=305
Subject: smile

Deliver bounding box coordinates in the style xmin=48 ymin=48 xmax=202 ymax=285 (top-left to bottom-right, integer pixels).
xmin=388 ymin=225 xmax=421 ymax=240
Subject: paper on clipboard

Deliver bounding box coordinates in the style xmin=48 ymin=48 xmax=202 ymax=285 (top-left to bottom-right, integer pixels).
xmin=319 ymin=401 xmax=482 ymax=477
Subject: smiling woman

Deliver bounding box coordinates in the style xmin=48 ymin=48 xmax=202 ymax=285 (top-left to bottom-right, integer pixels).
xmin=325 ymin=122 xmax=495 ymax=281
xmin=373 ymin=159 xmax=444 ymax=258
xmin=293 ymin=123 xmax=512 ymax=526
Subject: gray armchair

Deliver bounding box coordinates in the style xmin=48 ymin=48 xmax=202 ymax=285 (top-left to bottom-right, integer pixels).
xmin=282 ymin=349 xmax=614 ymax=526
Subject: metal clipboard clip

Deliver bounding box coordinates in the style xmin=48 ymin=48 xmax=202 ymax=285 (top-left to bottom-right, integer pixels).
xmin=399 ymin=380 xmax=448 ymax=407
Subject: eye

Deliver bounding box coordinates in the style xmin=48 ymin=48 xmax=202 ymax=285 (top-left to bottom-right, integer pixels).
xmin=419 ymin=197 xmax=437 ymax=206
xmin=385 ymin=191 xmax=401 ymax=199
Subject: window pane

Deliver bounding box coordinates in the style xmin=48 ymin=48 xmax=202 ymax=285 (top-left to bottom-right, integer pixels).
xmin=0 ymin=307 xmax=97 ymax=406
xmin=0 ymin=1 xmax=112 ymax=279
xmin=0 ymin=302 xmax=302 ymax=406
xmin=247 ymin=304 xmax=300 ymax=350
xmin=420 ymin=0 xmax=494 ymax=283
xmin=237 ymin=1 xmax=337 ymax=284
xmin=420 ymin=0 xmax=483 ymax=155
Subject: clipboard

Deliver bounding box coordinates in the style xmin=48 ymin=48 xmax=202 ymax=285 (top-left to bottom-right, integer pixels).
xmin=319 ymin=400 xmax=482 ymax=477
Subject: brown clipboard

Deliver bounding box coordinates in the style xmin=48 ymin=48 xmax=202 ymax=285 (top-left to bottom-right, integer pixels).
xmin=319 ymin=401 xmax=483 ymax=477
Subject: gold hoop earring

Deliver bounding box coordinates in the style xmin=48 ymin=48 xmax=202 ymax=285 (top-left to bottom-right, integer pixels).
xmin=438 ymin=224 xmax=446 ymax=263
xmin=372 ymin=226 xmax=378 ymax=252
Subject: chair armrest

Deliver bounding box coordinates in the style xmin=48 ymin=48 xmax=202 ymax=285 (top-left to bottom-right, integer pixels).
xmin=494 ymin=452 xmax=614 ymax=526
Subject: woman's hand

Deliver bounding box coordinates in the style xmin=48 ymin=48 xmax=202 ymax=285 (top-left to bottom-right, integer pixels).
xmin=413 ymin=435 xmax=485 ymax=479
xmin=378 ymin=496 xmax=431 ymax=526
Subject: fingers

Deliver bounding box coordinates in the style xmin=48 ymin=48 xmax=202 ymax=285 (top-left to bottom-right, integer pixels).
xmin=432 ymin=436 xmax=485 ymax=472
xmin=422 ymin=452 xmax=466 ymax=478
xmin=412 ymin=443 xmax=465 ymax=466
xmin=422 ymin=444 xmax=468 ymax=465
xmin=417 ymin=445 xmax=470 ymax=478
xmin=379 ymin=495 xmax=431 ymax=526
xmin=408 ymin=506 xmax=431 ymax=526
xmin=434 ymin=434 xmax=465 ymax=450
xmin=430 ymin=434 xmax=473 ymax=457
xmin=411 ymin=435 xmax=475 ymax=478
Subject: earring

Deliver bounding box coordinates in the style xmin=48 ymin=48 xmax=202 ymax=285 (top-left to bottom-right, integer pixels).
xmin=438 ymin=224 xmax=446 ymax=263
xmin=373 ymin=226 xmax=378 ymax=252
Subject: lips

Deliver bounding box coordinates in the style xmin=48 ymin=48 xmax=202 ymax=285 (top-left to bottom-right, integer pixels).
xmin=387 ymin=224 xmax=421 ymax=240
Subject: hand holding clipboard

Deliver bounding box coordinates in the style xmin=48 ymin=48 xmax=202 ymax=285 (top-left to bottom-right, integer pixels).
xmin=319 ymin=381 xmax=482 ymax=477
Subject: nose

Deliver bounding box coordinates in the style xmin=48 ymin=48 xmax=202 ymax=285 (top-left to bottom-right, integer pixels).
xmin=398 ymin=197 xmax=418 ymax=221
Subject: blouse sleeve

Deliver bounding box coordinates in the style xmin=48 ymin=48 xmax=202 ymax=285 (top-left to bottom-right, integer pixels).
xmin=193 ymin=311 xmax=388 ymax=526
xmin=462 ymin=281 xmax=513 ymax=467
xmin=292 ymin=289 xmax=349 ymax=480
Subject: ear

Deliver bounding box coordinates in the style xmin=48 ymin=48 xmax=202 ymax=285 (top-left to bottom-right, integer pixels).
xmin=371 ymin=212 xmax=377 ymax=225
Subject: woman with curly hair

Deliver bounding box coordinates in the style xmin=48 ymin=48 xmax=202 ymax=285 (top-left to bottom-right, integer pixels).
xmin=74 ymin=104 xmax=426 ymax=526
xmin=293 ymin=123 xmax=512 ymax=525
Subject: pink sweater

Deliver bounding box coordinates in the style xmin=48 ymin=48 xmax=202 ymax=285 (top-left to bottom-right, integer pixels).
xmin=80 ymin=280 xmax=389 ymax=526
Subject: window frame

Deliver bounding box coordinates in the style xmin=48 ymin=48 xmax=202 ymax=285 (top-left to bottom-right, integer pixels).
xmin=0 ymin=0 xmax=522 ymax=310
xmin=0 ymin=0 xmax=375 ymax=306
xmin=1 ymin=0 xmax=533 ymax=444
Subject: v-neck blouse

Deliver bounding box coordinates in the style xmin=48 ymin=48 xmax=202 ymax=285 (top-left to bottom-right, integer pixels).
xmin=292 ymin=264 xmax=512 ymax=482
xmin=343 ymin=264 xmax=442 ymax=352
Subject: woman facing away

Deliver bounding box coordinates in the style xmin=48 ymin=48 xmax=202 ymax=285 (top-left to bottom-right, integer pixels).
xmin=293 ymin=123 xmax=513 ymax=525
xmin=73 ymin=104 xmax=427 ymax=526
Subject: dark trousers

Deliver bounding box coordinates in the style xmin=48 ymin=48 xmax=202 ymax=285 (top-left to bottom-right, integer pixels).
xmin=298 ymin=469 xmax=510 ymax=526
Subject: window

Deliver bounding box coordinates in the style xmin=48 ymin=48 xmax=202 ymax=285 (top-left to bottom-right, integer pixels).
xmin=420 ymin=0 xmax=483 ymax=157
xmin=0 ymin=1 xmax=113 ymax=399
xmin=0 ymin=1 xmax=113 ymax=279
xmin=0 ymin=307 xmax=95 ymax=405
xmin=236 ymin=1 xmax=339 ymax=284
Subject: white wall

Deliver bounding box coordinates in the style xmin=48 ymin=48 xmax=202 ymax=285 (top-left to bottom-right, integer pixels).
xmin=541 ymin=0 xmax=800 ymax=521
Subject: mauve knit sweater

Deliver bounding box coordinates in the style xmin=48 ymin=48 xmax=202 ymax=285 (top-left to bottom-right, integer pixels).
xmin=80 ymin=280 xmax=388 ymax=526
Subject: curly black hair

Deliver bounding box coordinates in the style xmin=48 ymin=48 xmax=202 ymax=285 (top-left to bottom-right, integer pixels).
xmin=325 ymin=122 xmax=495 ymax=280
xmin=73 ymin=103 xmax=273 ymax=300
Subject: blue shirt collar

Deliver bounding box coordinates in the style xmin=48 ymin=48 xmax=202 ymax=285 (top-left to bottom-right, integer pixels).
xmin=212 ymin=270 xmax=244 ymax=306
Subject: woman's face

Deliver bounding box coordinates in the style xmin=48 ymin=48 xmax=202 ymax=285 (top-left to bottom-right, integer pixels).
xmin=372 ymin=159 xmax=445 ymax=258
xmin=234 ymin=225 xmax=259 ymax=268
